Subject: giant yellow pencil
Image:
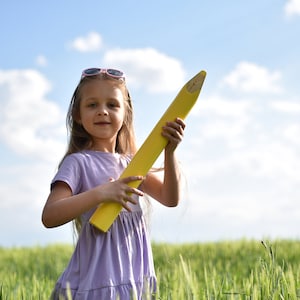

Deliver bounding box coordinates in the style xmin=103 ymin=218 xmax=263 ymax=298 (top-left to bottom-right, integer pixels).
xmin=89 ymin=70 xmax=206 ymax=232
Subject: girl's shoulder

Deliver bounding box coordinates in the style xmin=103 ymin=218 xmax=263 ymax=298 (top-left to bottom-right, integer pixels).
xmin=58 ymin=151 xmax=94 ymax=172
xmin=61 ymin=151 xmax=88 ymax=164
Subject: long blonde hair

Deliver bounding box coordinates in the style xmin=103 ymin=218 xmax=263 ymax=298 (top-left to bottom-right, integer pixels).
xmin=60 ymin=73 xmax=138 ymax=235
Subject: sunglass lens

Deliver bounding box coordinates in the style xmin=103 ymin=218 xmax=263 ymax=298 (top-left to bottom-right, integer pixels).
xmin=84 ymin=68 xmax=101 ymax=76
xmin=107 ymin=69 xmax=124 ymax=77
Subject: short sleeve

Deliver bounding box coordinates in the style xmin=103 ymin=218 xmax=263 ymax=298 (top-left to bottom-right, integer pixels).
xmin=51 ymin=154 xmax=82 ymax=195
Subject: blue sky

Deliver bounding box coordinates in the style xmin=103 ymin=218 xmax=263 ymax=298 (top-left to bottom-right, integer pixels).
xmin=1 ymin=0 xmax=300 ymax=247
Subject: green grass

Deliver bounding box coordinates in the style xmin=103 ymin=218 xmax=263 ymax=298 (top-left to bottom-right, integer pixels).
xmin=1 ymin=240 xmax=300 ymax=299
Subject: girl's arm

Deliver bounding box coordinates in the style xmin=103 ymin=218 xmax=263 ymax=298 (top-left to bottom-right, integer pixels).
xmin=141 ymin=117 xmax=185 ymax=207
xmin=42 ymin=176 xmax=144 ymax=228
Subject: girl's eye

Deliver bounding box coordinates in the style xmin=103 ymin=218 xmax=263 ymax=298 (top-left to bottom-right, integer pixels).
xmin=108 ymin=102 xmax=119 ymax=108
xmin=87 ymin=102 xmax=97 ymax=108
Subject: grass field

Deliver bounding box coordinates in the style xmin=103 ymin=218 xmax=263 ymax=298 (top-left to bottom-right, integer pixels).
xmin=0 ymin=239 xmax=300 ymax=299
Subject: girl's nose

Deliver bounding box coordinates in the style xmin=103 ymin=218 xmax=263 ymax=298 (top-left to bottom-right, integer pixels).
xmin=97 ymin=106 xmax=108 ymax=115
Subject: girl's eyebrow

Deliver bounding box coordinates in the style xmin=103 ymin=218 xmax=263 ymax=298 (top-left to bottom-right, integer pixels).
xmin=82 ymin=97 xmax=122 ymax=104
xmin=82 ymin=94 xmax=118 ymax=100
xmin=81 ymin=96 xmax=98 ymax=101
xmin=107 ymin=97 xmax=121 ymax=102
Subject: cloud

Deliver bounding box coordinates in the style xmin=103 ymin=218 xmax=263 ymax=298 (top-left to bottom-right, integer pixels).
xmin=270 ymin=100 xmax=300 ymax=113
xmin=35 ymin=55 xmax=48 ymax=67
xmin=0 ymin=69 xmax=69 ymax=246
xmin=0 ymin=162 xmax=74 ymax=246
xmin=221 ymin=61 xmax=283 ymax=94
xmin=103 ymin=47 xmax=186 ymax=93
xmin=193 ymin=94 xmax=254 ymax=118
xmin=69 ymin=32 xmax=103 ymax=52
xmin=181 ymin=61 xmax=300 ymax=187
xmin=284 ymin=0 xmax=300 ymax=17
xmin=0 ymin=69 xmax=65 ymax=162
xmin=190 ymin=94 xmax=257 ymax=152
xmin=281 ymin=124 xmax=300 ymax=146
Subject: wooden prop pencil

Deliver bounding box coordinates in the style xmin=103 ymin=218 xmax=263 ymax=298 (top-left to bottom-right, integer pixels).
xmin=89 ymin=70 xmax=207 ymax=232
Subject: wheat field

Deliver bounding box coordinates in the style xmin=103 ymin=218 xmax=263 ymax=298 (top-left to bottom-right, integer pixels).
xmin=0 ymin=240 xmax=300 ymax=299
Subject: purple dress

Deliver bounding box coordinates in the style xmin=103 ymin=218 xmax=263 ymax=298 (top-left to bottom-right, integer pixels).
xmin=50 ymin=150 xmax=156 ymax=300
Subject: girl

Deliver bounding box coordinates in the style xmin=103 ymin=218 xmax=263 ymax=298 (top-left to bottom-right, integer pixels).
xmin=42 ymin=68 xmax=185 ymax=299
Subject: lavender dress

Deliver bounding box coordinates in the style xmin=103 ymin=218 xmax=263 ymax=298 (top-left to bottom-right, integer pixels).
xmin=50 ymin=150 xmax=156 ymax=300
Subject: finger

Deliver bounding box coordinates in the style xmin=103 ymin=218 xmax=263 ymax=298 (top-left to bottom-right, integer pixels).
xmin=121 ymin=195 xmax=139 ymax=211
xmin=165 ymin=121 xmax=185 ymax=135
xmin=126 ymin=187 xmax=144 ymax=197
xmin=162 ymin=126 xmax=182 ymax=139
xmin=121 ymin=200 xmax=132 ymax=212
xmin=175 ymin=117 xmax=186 ymax=130
xmin=124 ymin=194 xmax=139 ymax=204
xmin=122 ymin=176 xmax=144 ymax=184
xmin=171 ymin=119 xmax=186 ymax=134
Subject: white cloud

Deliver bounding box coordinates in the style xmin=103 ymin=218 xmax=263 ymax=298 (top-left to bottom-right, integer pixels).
xmin=103 ymin=47 xmax=186 ymax=93
xmin=180 ymin=62 xmax=300 ymax=185
xmin=281 ymin=123 xmax=300 ymax=145
xmin=222 ymin=61 xmax=283 ymax=94
xmin=0 ymin=162 xmax=73 ymax=247
xmin=189 ymin=94 xmax=256 ymax=151
xmin=0 ymin=69 xmax=65 ymax=162
xmin=172 ymin=62 xmax=300 ymax=242
xmin=284 ymin=0 xmax=300 ymax=17
xmin=0 ymin=69 xmax=69 ymax=246
xmin=174 ymin=129 xmax=300 ymax=242
xmin=193 ymin=94 xmax=254 ymax=118
xmin=69 ymin=31 xmax=102 ymax=52
xmin=270 ymin=100 xmax=300 ymax=113
xmin=234 ymin=141 xmax=299 ymax=181
xmin=35 ymin=55 xmax=48 ymax=67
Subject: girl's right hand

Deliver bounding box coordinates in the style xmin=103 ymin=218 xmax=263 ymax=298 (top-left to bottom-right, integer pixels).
xmin=95 ymin=176 xmax=144 ymax=211
xmin=42 ymin=176 xmax=145 ymax=228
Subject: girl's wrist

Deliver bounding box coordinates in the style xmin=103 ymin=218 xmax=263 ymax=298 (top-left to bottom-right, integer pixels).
xmin=89 ymin=187 xmax=104 ymax=207
xmin=165 ymin=146 xmax=176 ymax=156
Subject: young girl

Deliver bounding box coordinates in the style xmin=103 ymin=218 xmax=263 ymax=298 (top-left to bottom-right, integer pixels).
xmin=42 ymin=68 xmax=185 ymax=299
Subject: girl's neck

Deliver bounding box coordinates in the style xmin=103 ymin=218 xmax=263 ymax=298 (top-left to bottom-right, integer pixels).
xmin=89 ymin=147 xmax=115 ymax=153
xmin=88 ymin=143 xmax=116 ymax=153
xmin=89 ymin=137 xmax=117 ymax=153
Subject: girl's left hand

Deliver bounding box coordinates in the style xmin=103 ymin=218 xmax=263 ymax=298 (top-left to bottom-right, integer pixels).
xmin=162 ymin=117 xmax=186 ymax=152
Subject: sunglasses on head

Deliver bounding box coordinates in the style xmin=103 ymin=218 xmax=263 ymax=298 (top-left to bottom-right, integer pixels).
xmin=81 ymin=68 xmax=125 ymax=80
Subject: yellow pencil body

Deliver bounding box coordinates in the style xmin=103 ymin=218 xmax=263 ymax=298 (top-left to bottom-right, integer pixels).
xmin=89 ymin=70 xmax=206 ymax=232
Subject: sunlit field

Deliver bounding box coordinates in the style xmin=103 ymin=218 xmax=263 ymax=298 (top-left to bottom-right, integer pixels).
xmin=1 ymin=240 xmax=300 ymax=299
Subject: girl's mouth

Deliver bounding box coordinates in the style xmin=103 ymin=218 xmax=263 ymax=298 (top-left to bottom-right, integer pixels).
xmin=95 ymin=122 xmax=110 ymax=125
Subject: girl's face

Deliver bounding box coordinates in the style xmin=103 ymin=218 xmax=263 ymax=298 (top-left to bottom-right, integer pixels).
xmin=78 ymin=79 xmax=126 ymax=152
